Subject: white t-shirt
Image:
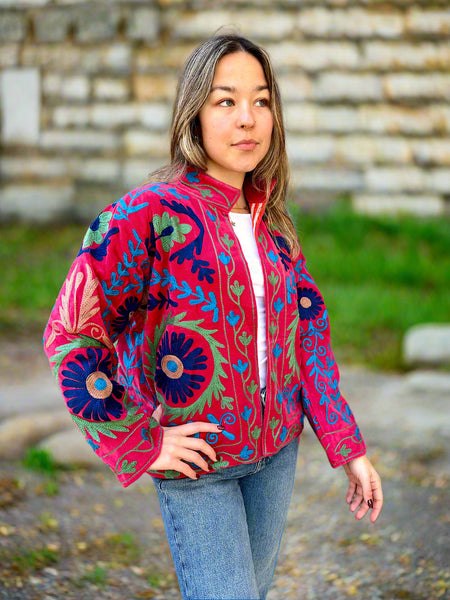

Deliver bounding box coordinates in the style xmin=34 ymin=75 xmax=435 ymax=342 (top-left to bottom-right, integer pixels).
xmin=230 ymin=212 xmax=267 ymax=389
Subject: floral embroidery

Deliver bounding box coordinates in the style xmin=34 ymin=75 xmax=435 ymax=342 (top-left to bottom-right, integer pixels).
xmin=297 ymin=287 xmax=324 ymax=321
xmin=82 ymin=211 xmax=113 ymax=248
xmin=155 ymin=331 xmax=207 ymax=404
xmin=112 ymin=296 xmax=140 ymax=334
xmin=62 ymin=348 xmax=123 ymax=421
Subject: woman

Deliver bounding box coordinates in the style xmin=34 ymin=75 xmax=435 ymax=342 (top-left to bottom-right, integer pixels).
xmin=44 ymin=33 xmax=383 ymax=600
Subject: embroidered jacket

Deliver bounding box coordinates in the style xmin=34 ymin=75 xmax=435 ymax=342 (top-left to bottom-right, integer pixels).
xmin=43 ymin=170 xmax=366 ymax=487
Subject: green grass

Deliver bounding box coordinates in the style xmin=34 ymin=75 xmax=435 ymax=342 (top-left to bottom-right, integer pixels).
xmin=1 ymin=207 xmax=449 ymax=370
xmin=22 ymin=447 xmax=59 ymax=475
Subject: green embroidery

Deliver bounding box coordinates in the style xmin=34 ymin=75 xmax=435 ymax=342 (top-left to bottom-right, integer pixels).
xmin=118 ymin=459 xmax=137 ymax=475
xmin=269 ymin=417 xmax=279 ymax=430
xmin=269 ymin=321 xmax=277 ymax=336
xmin=268 ymin=271 xmax=279 ymax=286
xmin=72 ymin=400 xmax=142 ymax=443
xmin=251 ymin=426 xmax=261 ymax=440
xmin=247 ymin=381 xmax=258 ymax=395
xmin=49 ymin=336 xmax=105 ymax=379
xmin=222 ymin=234 xmax=235 ymax=248
xmin=238 ymin=331 xmax=252 ymax=346
xmin=82 ymin=211 xmax=113 ymax=248
xmin=147 ymin=469 xmax=181 ymax=478
xmin=271 ymin=371 xmax=277 ymax=383
xmin=212 ymin=459 xmax=229 ymax=470
xmin=230 ymin=280 xmax=244 ymax=297
xmin=221 ymin=396 xmax=234 ymax=410
xmin=337 ymin=444 xmax=351 ymax=458
xmin=152 ymin=212 xmax=192 ymax=251
xmin=200 ymin=188 xmax=213 ymax=198
xmin=145 ymin=312 xmax=227 ymax=420
xmin=285 ymin=308 xmax=300 ymax=380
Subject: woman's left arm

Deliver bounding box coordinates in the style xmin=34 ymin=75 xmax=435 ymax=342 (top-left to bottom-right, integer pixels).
xmin=343 ymin=455 xmax=383 ymax=522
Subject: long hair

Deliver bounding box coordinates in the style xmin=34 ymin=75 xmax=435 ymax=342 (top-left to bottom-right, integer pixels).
xmin=146 ymin=33 xmax=300 ymax=258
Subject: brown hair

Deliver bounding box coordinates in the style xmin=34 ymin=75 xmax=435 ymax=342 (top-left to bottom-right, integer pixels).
xmin=146 ymin=33 xmax=299 ymax=258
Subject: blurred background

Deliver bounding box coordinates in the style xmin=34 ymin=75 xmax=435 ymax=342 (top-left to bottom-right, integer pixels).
xmin=0 ymin=1 xmax=449 ymax=599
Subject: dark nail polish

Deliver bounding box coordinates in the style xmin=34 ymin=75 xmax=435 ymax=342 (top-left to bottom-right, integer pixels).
xmin=368 ymin=499 xmax=373 ymax=508
xmin=217 ymin=425 xmax=225 ymax=431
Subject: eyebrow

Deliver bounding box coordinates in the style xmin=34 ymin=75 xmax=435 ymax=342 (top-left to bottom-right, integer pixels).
xmin=210 ymin=85 xmax=269 ymax=94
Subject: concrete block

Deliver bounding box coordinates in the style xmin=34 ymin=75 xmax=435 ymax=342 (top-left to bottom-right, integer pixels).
xmin=406 ymin=9 xmax=450 ymax=36
xmin=40 ymin=129 xmax=120 ymax=151
xmin=284 ymin=104 xmax=318 ymax=132
xmin=403 ymin=324 xmax=450 ymax=367
xmin=337 ymin=136 xmax=412 ymax=165
xmin=38 ymin=427 xmax=104 ymax=469
xmin=22 ymin=43 xmax=82 ymax=70
xmin=0 ymin=182 xmax=74 ymax=222
xmin=0 ymin=68 xmax=40 ymax=145
xmin=0 ymin=11 xmax=26 ymax=42
xmin=426 ymin=169 xmax=450 ymax=193
xmin=291 ymin=168 xmax=363 ymax=191
xmin=74 ymin=4 xmax=120 ymax=42
xmin=90 ymin=104 xmax=138 ymax=128
xmin=43 ymin=73 xmax=90 ymax=101
xmin=363 ymin=41 xmax=450 ymax=70
xmin=123 ymin=130 xmax=169 ymax=158
xmin=34 ymin=8 xmax=72 ymax=42
xmin=135 ymin=44 xmax=196 ymax=71
xmin=383 ymin=74 xmax=450 ymax=101
xmin=133 ymin=74 xmax=177 ymax=102
xmin=0 ymin=43 xmax=19 ymax=67
xmin=166 ymin=10 xmax=295 ymax=41
xmin=126 ymin=7 xmax=160 ymax=41
xmin=101 ymin=43 xmax=132 ymax=72
xmin=52 ymin=106 xmax=90 ymax=128
xmin=286 ymin=135 xmax=335 ymax=163
xmin=353 ymin=194 xmax=444 ymax=217
xmin=298 ymin=8 xmax=404 ymax=38
xmin=278 ymin=74 xmax=312 ymax=101
xmin=0 ymin=156 xmax=67 ymax=179
xmin=93 ymin=78 xmax=129 ymax=101
xmin=365 ymin=167 xmax=425 ymax=192
xmin=267 ymin=41 xmax=359 ymax=71
xmin=412 ymin=140 xmax=450 ymax=166
xmin=314 ymin=73 xmax=383 ymax=101
xmin=68 ymin=158 xmax=121 ymax=182
xmin=357 ymin=105 xmax=447 ymax=136
xmin=315 ymin=107 xmax=359 ymax=133
xmin=138 ymin=103 xmax=171 ymax=131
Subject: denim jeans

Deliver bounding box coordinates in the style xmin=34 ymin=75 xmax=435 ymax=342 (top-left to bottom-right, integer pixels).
xmin=152 ymin=435 xmax=299 ymax=600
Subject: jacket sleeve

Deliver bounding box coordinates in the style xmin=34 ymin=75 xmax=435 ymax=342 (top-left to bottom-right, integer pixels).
xmin=293 ymin=247 xmax=366 ymax=467
xmin=43 ymin=191 xmax=163 ymax=487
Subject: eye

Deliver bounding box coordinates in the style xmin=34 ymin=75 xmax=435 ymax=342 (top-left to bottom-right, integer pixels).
xmin=219 ymin=98 xmax=234 ymax=107
xmin=255 ymin=98 xmax=270 ymax=107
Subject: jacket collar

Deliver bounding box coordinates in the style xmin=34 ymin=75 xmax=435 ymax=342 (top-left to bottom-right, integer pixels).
xmin=180 ymin=169 xmax=276 ymax=214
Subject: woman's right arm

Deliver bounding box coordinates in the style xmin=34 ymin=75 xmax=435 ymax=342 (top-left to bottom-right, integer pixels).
xmin=44 ymin=192 xmax=218 ymax=485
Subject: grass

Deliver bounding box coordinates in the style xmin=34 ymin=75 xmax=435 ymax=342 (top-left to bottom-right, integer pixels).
xmin=0 ymin=206 xmax=449 ymax=370
xmin=22 ymin=447 xmax=59 ymax=475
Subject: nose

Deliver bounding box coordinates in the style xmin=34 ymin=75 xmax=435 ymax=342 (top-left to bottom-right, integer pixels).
xmin=237 ymin=102 xmax=255 ymax=129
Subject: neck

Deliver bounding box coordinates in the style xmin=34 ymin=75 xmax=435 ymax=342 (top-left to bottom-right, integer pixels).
xmin=231 ymin=192 xmax=249 ymax=211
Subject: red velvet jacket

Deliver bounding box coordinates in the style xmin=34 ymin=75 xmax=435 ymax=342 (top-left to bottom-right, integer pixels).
xmin=44 ymin=170 xmax=366 ymax=486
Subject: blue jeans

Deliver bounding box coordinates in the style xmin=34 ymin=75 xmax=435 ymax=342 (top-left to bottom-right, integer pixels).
xmin=152 ymin=436 xmax=299 ymax=600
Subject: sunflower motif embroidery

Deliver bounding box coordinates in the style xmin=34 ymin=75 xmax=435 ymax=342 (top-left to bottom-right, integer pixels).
xmin=112 ymin=296 xmax=141 ymax=334
xmin=61 ymin=348 xmax=124 ymax=421
xmin=298 ymin=287 xmax=324 ymax=321
xmin=155 ymin=331 xmax=207 ymax=405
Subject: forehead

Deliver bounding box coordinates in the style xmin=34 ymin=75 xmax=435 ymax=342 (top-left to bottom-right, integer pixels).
xmin=211 ymin=52 xmax=268 ymax=87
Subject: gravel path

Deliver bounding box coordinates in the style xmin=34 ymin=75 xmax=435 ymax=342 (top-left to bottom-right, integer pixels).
xmin=0 ymin=340 xmax=449 ymax=600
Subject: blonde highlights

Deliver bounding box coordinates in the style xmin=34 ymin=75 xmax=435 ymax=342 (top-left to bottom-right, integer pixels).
xmin=146 ymin=33 xmax=300 ymax=258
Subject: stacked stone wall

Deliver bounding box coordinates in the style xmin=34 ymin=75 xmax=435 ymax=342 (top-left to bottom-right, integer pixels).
xmin=0 ymin=0 xmax=449 ymax=222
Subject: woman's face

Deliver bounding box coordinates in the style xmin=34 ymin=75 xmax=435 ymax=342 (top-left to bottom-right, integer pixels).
xmin=198 ymin=51 xmax=273 ymax=189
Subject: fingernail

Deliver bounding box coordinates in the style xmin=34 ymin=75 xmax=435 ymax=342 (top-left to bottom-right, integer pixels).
xmin=368 ymin=499 xmax=373 ymax=508
xmin=195 ymin=474 xmax=200 ymax=480
xmin=217 ymin=425 xmax=225 ymax=431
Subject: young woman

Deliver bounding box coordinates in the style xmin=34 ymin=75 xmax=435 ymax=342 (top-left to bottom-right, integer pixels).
xmin=44 ymin=34 xmax=383 ymax=600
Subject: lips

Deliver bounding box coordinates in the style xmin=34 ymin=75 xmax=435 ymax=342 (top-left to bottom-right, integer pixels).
xmin=232 ymin=139 xmax=258 ymax=150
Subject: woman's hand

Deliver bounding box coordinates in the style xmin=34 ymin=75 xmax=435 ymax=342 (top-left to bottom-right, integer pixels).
xmin=343 ymin=455 xmax=383 ymax=523
xmin=150 ymin=422 xmax=223 ymax=479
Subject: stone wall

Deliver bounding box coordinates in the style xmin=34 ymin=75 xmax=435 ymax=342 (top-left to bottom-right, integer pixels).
xmin=0 ymin=0 xmax=449 ymax=223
